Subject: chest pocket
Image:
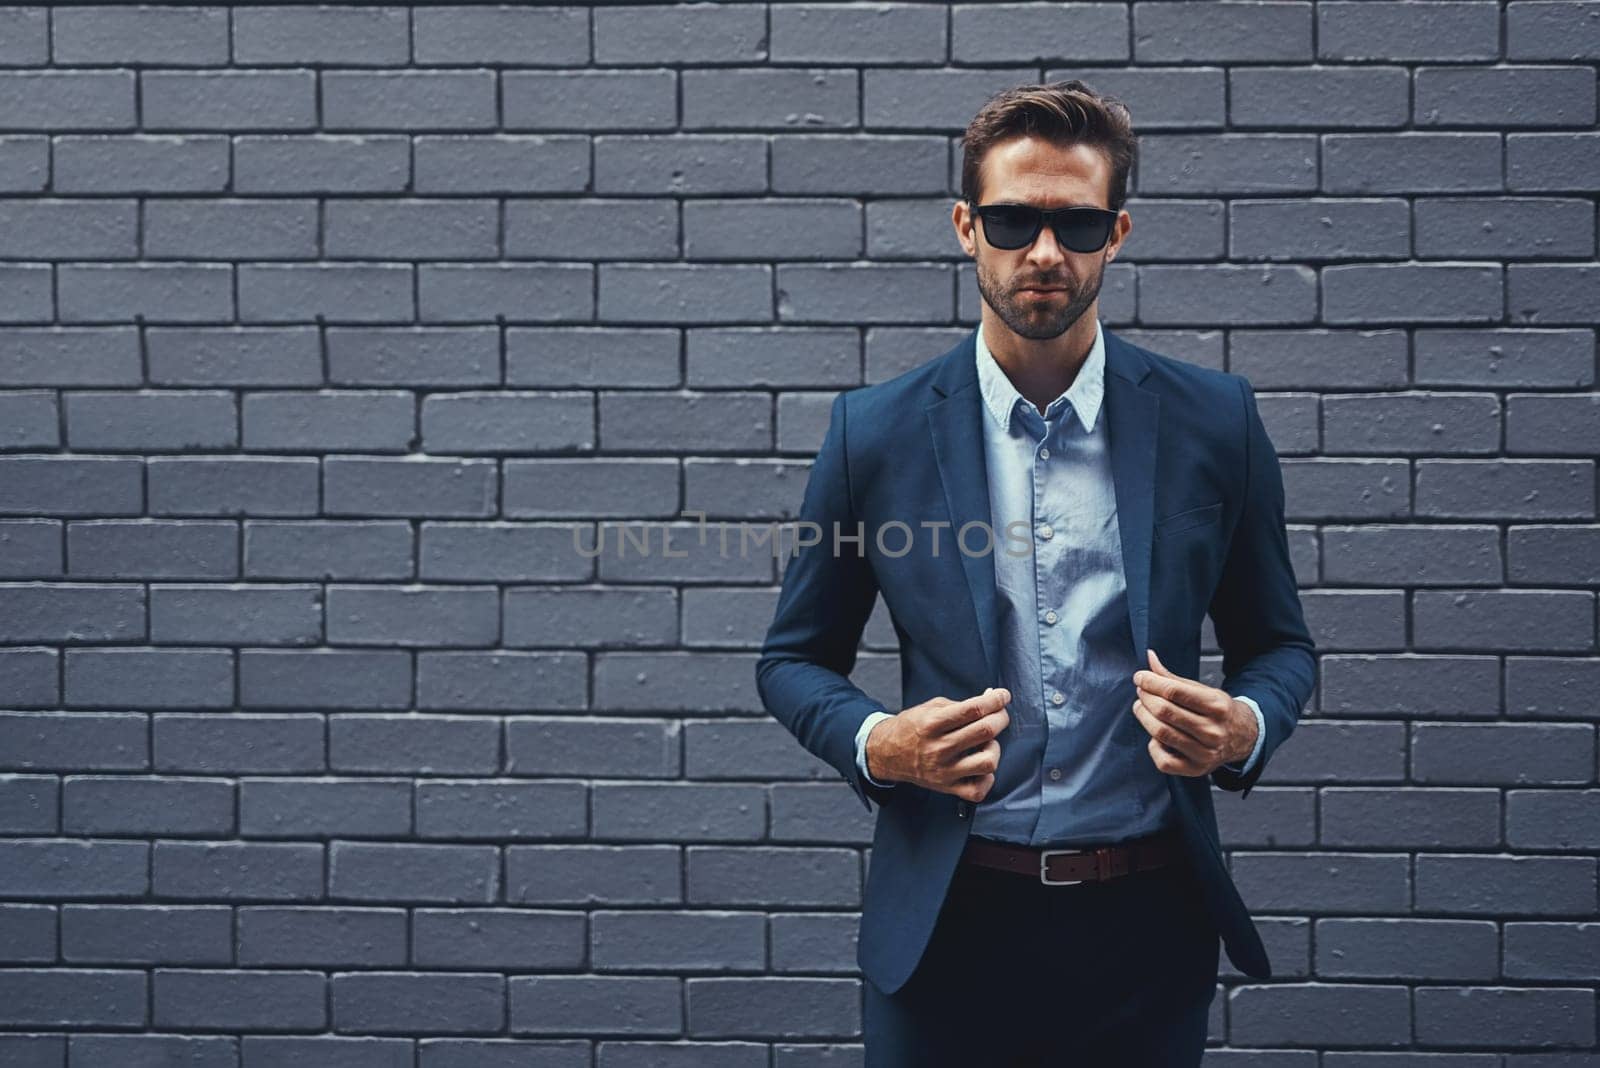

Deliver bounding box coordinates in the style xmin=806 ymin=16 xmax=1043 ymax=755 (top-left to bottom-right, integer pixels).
xmin=1154 ymin=500 xmax=1223 ymax=539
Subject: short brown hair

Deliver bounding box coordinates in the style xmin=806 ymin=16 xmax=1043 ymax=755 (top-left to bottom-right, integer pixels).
xmin=959 ymin=79 xmax=1138 ymax=214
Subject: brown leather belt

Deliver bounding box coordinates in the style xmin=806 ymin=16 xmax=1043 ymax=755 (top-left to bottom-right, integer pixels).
xmin=961 ymin=828 xmax=1185 ymax=885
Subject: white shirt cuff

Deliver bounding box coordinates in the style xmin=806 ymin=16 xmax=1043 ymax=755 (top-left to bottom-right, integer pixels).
xmin=1221 ymin=694 xmax=1266 ymax=775
xmin=855 ymin=709 xmax=897 ymax=788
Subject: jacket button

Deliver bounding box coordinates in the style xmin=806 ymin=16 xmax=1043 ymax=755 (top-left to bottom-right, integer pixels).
xmin=956 ymin=800 xmax=969 ymax=818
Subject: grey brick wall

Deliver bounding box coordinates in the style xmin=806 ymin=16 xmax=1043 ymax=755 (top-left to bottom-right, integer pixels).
xmin=0 ymin=3 xmax=1595 ymax=1063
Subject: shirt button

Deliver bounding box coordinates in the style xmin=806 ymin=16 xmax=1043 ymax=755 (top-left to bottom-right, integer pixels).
xmin=1039 ymin=524 xmax=1053 ymax=540
xmin=1044 ymin=610 xmax=1058 ymax=624
xmin=1051 ymin=691 xmax=1064 ymax=706
xmin=1039 ymin=447 xmax=1050 ymax=460
xmin=1049 ymin=767 xmax=1063 ymax=781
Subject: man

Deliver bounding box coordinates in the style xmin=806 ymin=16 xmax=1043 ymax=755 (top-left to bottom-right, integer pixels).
xmin=755 ymin=80 xmax=1317 ymax=1066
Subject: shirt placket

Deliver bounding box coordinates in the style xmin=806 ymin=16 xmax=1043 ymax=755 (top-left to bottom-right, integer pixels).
xmin=1016 ymin=401 xmax=1063 ymax=743
xmin=1030 ymin=397 xmax=1079 ymax=814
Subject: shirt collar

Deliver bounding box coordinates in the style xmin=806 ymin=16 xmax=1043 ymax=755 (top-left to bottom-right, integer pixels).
xmin=974 ymin=315 xmax=1105 ymax=435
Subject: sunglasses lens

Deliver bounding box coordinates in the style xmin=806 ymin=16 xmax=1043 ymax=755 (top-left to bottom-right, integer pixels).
xmin=1056 ymin=210 xmax=1113 ymax=252
xmin=979 ymin=205 xmax=1040 ymax=249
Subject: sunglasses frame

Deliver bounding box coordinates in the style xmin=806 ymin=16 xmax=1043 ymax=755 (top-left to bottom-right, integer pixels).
xmin=967 ymin=199 xmax=1121 ymax=253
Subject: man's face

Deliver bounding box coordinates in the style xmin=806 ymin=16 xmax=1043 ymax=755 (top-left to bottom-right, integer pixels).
xmin=956 ymin=137 xmax=1130 ymax=342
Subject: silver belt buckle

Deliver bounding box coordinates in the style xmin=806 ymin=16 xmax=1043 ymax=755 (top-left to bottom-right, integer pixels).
xmin=1039 ymin=847 xmax=1085 ymax=885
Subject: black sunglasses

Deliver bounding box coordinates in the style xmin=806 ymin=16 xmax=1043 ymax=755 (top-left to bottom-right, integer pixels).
xmin=969 ymin=200 xmax=1119 ymax=253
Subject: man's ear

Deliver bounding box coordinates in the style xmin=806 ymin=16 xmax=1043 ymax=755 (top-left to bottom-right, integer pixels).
xmin=1104 ymin=211 xmax=1131 ymax=262
xmin=952 ymin=200 xmax=976 ymax=256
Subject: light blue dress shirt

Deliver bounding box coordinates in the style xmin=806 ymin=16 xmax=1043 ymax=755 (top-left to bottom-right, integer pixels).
xmin=854 ymin=317 xmax=1265 ymax=844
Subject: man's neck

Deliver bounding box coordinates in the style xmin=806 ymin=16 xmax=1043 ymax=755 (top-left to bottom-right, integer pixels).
xmin=981 ymin=312 xmax=1097 ymax=417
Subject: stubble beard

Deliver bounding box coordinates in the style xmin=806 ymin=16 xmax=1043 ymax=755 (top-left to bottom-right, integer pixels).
xmin=975 ymin=253 xmax=1106 ymax=342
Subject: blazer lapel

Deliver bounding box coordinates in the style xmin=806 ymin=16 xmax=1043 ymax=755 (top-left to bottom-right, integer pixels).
xmin=923 ymin=324 xmax=1161 ymax=687
xmin=925 ymin=329 xmax=1001 ymax=684
xmin=1101 ymin=327 xmax=1160 ymax=664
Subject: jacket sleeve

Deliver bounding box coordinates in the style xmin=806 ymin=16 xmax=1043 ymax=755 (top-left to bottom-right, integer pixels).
xmin=755 ymin=390 xmax=898 ymax=812
xmin=1207 ymin=375 xmax=1318 ymax=799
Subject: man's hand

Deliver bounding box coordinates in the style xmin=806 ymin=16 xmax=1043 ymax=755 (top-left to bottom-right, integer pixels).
xmin=1130 ymin=648 xmax=1258 ymax=776
xmin=865 ymin=687 xmax=1011 ymax=802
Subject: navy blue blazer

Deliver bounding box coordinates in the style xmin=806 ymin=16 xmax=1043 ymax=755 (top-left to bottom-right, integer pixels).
xmin=756 ymin=323 xmax=1318 ymax=993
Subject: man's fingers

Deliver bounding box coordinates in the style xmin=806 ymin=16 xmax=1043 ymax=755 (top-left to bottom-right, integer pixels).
xmin=947 ymin=737 xmax=1001 ymax=780
xmin=1132 ymin=689 xmax=1224 ymax=749
xmin=1126 ymin=693 xmax=1209 ymax=757
xmin=953 ymin=771 xmax=996 ymax=802
xmin=941 ymin=703 xmax=1009 ymax=754
xmin=930 ymin=686 xmax=1011 ymax=732
xmin=1134 ymin=669 xmax=1230 ymax=720
xmin=932 ymin=686 xmax=1011 ymax=759
xmin=1147 ymin=735 xmax=1208 ymax=776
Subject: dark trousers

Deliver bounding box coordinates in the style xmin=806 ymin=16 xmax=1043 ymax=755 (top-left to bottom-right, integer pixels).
xmin=864 ymin=845 xmax=1221 ymax=1067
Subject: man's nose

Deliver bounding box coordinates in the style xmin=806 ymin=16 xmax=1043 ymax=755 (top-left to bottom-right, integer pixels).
xmin=1024 ymin=223 xmax=1067 ymax=266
